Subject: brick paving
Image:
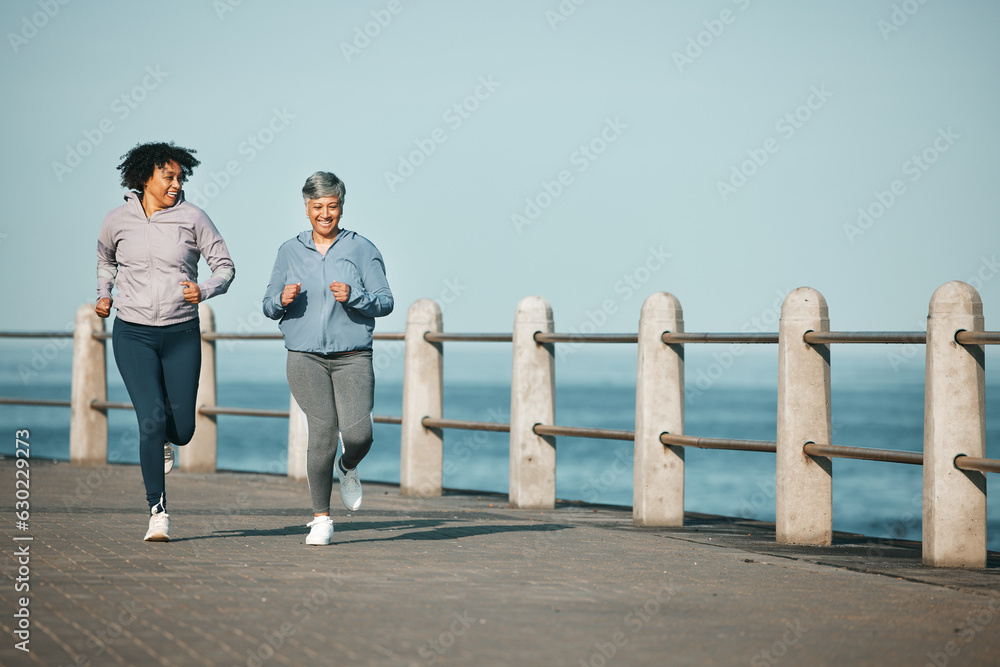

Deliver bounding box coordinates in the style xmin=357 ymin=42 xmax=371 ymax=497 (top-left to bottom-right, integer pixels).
xmin=1 ymin=458 xmax=999 ymax=666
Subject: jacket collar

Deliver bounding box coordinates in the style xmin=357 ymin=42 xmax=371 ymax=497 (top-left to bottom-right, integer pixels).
xmin=297 ymin=228 xmax=350 ymax=251
xmin=123 ymin=189 xmax=187 ymax=215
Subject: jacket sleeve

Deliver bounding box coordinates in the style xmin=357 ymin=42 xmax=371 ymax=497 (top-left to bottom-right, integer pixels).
xmin=194 ymin=216 xmax=236 ymax=300
xmin=344 ymin=249 xmax=394 ymax=318
xmin=96 ymin=212 xmax=118 ymax=302
xmin=262 ymin=246 xmax=288 ymax=320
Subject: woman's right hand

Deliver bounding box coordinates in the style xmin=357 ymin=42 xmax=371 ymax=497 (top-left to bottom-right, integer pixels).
xmin=281 ymin=283 xmax=301 ymax=307
xmin=95 ymin=298 xmax=112 ymax=318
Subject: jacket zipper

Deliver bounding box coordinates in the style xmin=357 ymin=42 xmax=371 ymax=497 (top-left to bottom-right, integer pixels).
xmin=320 ymin=249 xmax=329 ymax=351
xmin=144 ymin=214 xmax=159 ymax=324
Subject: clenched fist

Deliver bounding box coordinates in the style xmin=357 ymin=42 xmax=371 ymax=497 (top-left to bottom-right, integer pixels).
xmin=281 ymin=282 xmax=302 ymax=307
xmin=330 ymin=281 xmax=350 ymax=303
xmin=95 ymin=298 xmax=112 ymax=318
xmin=180 ymin=281 xmax=202 ymax=304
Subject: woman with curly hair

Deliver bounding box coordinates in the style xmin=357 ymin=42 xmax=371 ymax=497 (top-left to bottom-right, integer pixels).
xmin=96 ymin=141 xmax=235 ymax=542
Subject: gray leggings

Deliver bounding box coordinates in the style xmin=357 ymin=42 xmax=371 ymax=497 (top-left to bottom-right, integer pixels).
xmin=287 ymin=349 xmax=374 ymax=514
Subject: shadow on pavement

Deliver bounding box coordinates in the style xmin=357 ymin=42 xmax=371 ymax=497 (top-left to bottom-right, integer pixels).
xmin=175 ymin=518 xmax=575 ymax=544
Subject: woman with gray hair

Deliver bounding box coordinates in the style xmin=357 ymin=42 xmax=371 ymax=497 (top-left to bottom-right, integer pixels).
xmin=262 ymin=171 xmax=393 ymax=545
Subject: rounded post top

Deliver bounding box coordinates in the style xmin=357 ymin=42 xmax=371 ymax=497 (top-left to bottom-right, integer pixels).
xmin=781 ymin=287 xmax=828 ymax=321
xmin=640 ymin=292 xmax=683 ymax=318
xmin=929 ymin=281 xmax=983 ymax=317
xmin=406 ymin=298 xmax=443 ymax=324
xmin=515 ymin=295 xmax=553 ymax=323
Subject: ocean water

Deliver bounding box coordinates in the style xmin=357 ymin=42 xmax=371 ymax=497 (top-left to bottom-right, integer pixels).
xmin=2 ymin=338 xmax=998 ymax=550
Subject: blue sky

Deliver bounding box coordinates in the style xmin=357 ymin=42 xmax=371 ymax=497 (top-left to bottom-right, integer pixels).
xmin=2 ymin=0 xmax=999 ymax=342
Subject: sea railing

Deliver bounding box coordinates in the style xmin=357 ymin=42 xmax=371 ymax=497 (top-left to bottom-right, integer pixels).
xmin=1 ymin=280 xmax=996 ymax=568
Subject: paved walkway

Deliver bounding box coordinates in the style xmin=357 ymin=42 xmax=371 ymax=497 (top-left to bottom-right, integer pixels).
xmin=1 ymin=459 xmax=998 ymax=667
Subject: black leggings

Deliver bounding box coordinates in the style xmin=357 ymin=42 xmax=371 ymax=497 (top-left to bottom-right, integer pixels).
xmin=112 ymin=317 xmax=201 ymax=511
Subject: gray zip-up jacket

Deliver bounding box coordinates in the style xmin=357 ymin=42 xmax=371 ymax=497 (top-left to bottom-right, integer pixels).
xmin=97 ymin=191 xmax=235 ymax=326
xmin=262 ymin=229 xmax=393 ymax=354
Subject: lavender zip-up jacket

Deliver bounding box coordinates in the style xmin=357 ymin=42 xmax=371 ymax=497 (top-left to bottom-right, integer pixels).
xmin=96 ymin=190 xmax=235 ymax=326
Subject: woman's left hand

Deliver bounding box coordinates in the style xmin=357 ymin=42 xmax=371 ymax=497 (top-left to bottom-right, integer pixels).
xmin=330 ymin=281 xmax=350 ymax=303
xmin=180 ymin=281 xmax=202 ymax=304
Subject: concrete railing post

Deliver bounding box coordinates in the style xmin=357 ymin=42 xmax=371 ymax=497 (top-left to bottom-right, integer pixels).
xmin=70 ymin=304 xmax=107 ymax=464
xmin=634 ymin=293 xmax=684 ymax=526
xmin=183 ymin=303 xmax=217 ymax=473
xmin=776 ymin=287 xmax=832 ymax=545
xmin=923 ymin=281 xmax=986 ymax=568
xmin=287 ymin=395 xmax=308 ymax=481
xmin=510 ymin=296 xmax=556 ymax=509
xmin=400 ymin=299 xmax=443 ymax=497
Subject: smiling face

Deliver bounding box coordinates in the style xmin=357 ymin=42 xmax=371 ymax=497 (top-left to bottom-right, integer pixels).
xmin=142 ymin=160 xmax=184 ymax=216
xmin=307 ymin=196 xmax=343 ymax=243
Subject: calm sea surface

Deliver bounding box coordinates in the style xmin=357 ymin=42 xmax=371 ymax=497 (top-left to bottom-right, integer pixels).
xmin=2 ymin=339 xmax=998 ymax=549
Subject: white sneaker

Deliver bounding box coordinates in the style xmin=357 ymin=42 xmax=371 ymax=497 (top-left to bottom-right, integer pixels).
xmin=144 ymin=508 xmax=170 ymax=542
xmin=164 ymin=443 xmax=175 ymax=474
xmin=306 ymin=516 xmax=334 ymax=545
xmin=337 ymin=460 xmax=362 ymax=511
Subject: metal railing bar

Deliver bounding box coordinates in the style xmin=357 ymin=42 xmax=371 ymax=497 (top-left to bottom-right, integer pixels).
xmin=202 ymin=333 xmax=282 ymax=341
xmin=954 ymin=455 xmax=1000 ymax=474
xmin=373 ymin=333 xmax=407 ymax=341
xmin=199 ymin=406 xmax=289 ymax=418
xmin=804 ymin=332 xmax=926 ymax=344
xmin=660 ymin=432 xmax=777 ymax=453
xmin=802 ymin=442 xmax=922 ymax=465
xmin=0 ymin=332 xmax=74 ymax=339
xmin=0 ymin=397 xmax=71 ymax=407
xmin=424 ymin=333 xmax=513 ymax=343
xmin=7 ymin=329 xmax=994 ymax=346
xmin=533 ymin=333 xmax=638 ymax=344
xmin=422 ymin=417 xmax=510 ymax=432
xmin=662 ymin=332 xmax=778 ymax=344
xmin=955 ymin=331 xmax=1000 ymax=345
xmin=90 ymin=400 xmax=133 ymax=411
xmin=96 ymin=331 xmax=407 ymax=342
xmin=84 ymin=400 xmax=402 ymax=424
xmin=533 ymin=424 xmax=634 ymax=440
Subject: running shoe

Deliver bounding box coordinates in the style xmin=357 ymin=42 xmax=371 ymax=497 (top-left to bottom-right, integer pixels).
xmin=144 ymin=508 xmax=170 ymax=542
xmin=164 ymin=443 xmax=175 ymax=474
xmin=305 ymin=515 xmax=334 ymax=545
xmin=337 ymin=459 xmax=362 ymax=511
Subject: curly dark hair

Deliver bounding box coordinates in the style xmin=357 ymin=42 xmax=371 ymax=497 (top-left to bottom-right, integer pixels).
xmin=116 ymin=141 xmax=200 ymax=191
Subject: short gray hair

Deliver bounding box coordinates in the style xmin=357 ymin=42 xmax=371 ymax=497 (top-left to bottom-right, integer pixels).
xmin=302 ymin=171 xmax=346 ymax=203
